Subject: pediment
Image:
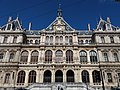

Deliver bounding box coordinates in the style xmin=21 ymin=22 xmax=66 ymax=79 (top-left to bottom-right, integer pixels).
xmin=45 ymin=17 xmax=75 ymax=32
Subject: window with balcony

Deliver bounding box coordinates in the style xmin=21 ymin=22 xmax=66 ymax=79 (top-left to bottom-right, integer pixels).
xmin=30 ymin=51 xmax=38 ymax=64
xmin=92 ymin=70 xmax=101 ymax=83
xmin=17 ymin=71 xmax=26 ymax=84
xmin=9 ymin=53 xmax=14 ymax=62
xmin=55 ymin=50 xmax=63 ymax=63
xmin=103 ymin=53 xmax=109 ymax=62
xmin=28 ymin=70 xmax=36 ymax=83
xmin=66 ymin=50 xmax=73 ymax=63
xmin=4 ymin=73 xmax=10 ymax=84
xmin=82 ymin=70 xmax=89 ymax=83
xmin=20 ymin=51 xmax=28 ymax=64
xmin=80 ymin=50 xmax=87 ymax=64
xmin=107 ymin=73 xmax=113 ymax=83
xmin=45 ymin=50 xmax=52 ymax=63
xmin=90 ymin=51 xmax=97 ymax=64
xmin=113 ymin=53 xmax=119 ymax=62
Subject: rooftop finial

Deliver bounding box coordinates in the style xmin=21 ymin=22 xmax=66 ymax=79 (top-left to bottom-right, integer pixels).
xmin=57 ymin=4 xmax=62 ymax=17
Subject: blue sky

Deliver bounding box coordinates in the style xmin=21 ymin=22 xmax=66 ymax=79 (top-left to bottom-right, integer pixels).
xmin=0 ymin=0 xmax=120 ymax=30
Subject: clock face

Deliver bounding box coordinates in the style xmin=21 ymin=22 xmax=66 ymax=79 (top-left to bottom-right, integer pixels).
xmin=56 ymin=25 xmax=62 ymax=30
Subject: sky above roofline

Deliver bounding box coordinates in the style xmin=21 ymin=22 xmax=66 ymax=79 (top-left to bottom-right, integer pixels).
xmin=0 ymin=0 xmax=120 ymax=30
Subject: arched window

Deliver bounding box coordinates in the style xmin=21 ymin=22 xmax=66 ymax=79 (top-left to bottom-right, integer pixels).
xmin=45 ymin=50 xmax=52 ymax=63
xmin=60 ymin=36 xmax=63 ymax=45
xmin=65 ymin=36 xmax=68 ymax=45
xmin=20 ymin=51 xmax=28 ymax=64
xmin=103 ymin=53 xmax=109 ymax=62
xmin=55 ymin=50 xmax=63 ymax=63
xmin=30 ymin=51 xmax=38 ymax=64
xmin=55 ymin=36 xmax=59 ymax=45
xmin=92 ymin=70 xmax=101 ymax=83
xmin=90 ymin=51 xmax=97 ymax=64
xmin=50 ymin=36 xmax=53 ymax=43
xmin=30 ymin=40 xmax=33 ymax=44
xmin=35 ymin=40 xmax=39 ymax=44
xmin=69 ymin=36 xmax=73 ymax=45
xmin=44 ymin=70 xmax=51 ymax=82
xmin=9 ymin=53 xmax=14 ymax=62
xmin=46 ymin=36 xmax=49 ymax=44
xmin=17 ymin=71 xmax=26 ymax=84
xmin=85 ymin=40 xmax=88 ymax=44
xmin=113 ymin=53 xmax=119 ymax=62
xmin=66 ymin=50 xmax=73 ymax=63
xmin=82 ymin=70 xmax=89 ymax=83
xmin=67 ymin=70 xmax=74 ymax=82
xmin=0 ymin=53 xmax=4 ymax=60
xmin=80 ymin=51 xmax=87 ymax=64
xmin=55 ymin=70 xmax=63 ymax=82
xmin=4 ymin=73 xmax=10 ymax=84
xmin=28 ymin=70 xmax=36 ymax=83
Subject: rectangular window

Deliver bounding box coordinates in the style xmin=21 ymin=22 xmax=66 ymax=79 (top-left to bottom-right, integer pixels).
xmin=13 ymin=37 xmax=17 ymax=43
xmin=3 ymin=37 xmax=8 ymax=43
xmin=101 ymin=37 xmax=105 ymax=43
xmin=110 ymin=37 xmax=114 ymax=43
xmin=107 ymin=73 xmax=112 ymax=83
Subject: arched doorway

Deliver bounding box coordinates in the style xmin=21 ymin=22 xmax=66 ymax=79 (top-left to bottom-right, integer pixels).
xmin=55 ymin=70 xmax=63 ymax=82
xmin=67 ymin=70 xmax=74 ymax=82
xmin=43 ymin=70 xmax=51 ymax=82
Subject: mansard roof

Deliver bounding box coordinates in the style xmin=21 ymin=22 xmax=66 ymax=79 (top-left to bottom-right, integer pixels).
xmin=96 ymin=17 xmax=119 ymax=31
xmin=0 ymin=17 xmax=23 ymax=31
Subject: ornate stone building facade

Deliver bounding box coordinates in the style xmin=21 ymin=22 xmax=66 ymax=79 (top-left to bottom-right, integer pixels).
xmin=0 ymin=8 xmax=120 ymax=90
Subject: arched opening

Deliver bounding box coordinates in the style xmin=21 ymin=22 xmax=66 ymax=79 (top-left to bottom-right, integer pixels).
xmin=30 ymin=51 xmax=38 ymax=64
xmin=20 ymin=51 xmax=28 ymax=64
xmin=44 ymin=70 xmax=51 ymax=82
xmin=90 ymin=50 xmax=97 ymax=64
xmin=28 ymin=70 xmax=36 ymax=83
xmin=55 ymin=70 xmax=63 ymax=82
xmin=9 ymin=53 xmax=14 ymax=62
xmin=17 ymin=71 xmax=26 ymax=84
xmin=82 ymin=70 xmax=89 ymax=83
xmin=67 ymin=70 xmax=74 ymax=82
xmin=55 ymin=50 xmax=63 ymax=63
xmin=66 ymin=50 xmax=73 ymax=63
xmin=92 ymin=70 xmax=101 ymax=83
xmin=80 ymin=50 xmax=87 ymax=64
xmin=45 ymin=50 xmax=52 ymax=63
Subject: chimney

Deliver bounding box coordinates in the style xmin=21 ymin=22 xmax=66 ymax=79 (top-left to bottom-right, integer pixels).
xmin=107 ymin=17 xmax=111 ymax=23
xmin=88 ymin=24 xmax=91 ymax=31
xmin=29 ymin=22 xmax=32 ymax=31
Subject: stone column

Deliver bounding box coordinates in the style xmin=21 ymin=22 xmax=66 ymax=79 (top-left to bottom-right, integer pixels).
xmin=97 ymin=50 xmax=103 ymax=62
xmin=27 ymin=50 xmax=32 ymax=64
xmin=87 ymin=50 xmax=90 ymax=64
xmin=38 ymin=50 xmax=41 ymax=63
xmin=52 ymin=50 xmax=55 ymax=63
xmin=63 ymin=50 xmax=66 ymax=63
xmin=89 ymin=70 xmax=93 ymax=85
xmin=52 ymin=69 xmax=55 ymax=82
xmin=108 ymin=50 xmax=113 ymax=62
xmin=5 ymin=50 xmax=9 ymax=62
xmin=79 ymin=70 xmax=82 ymax=83
xmin=39 ymin=69 xmax=44 ymax=83
xmin=25 ymin=70 xmax=29 ymax=86
xmin=74 ymin=69 xmax=79 ymax=82
xmin=63 ymin=69 xmax=66 ymax=82
xmin=15 ymin=49 xmax=21 ymax=62
xmin=36 ymin=69 xmax=40 ymax=83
